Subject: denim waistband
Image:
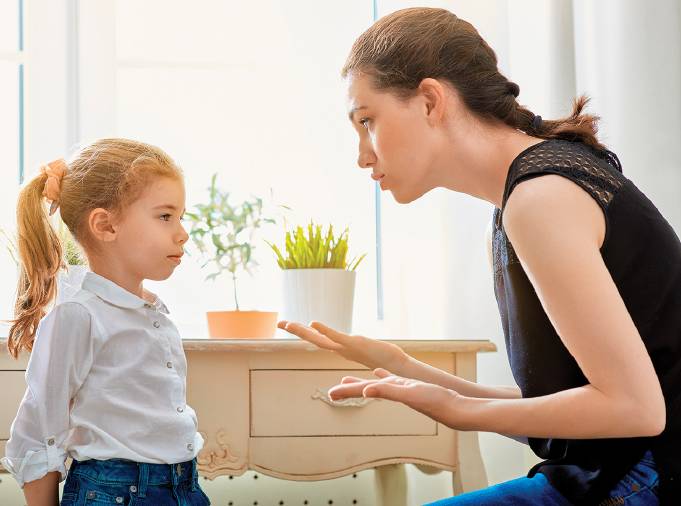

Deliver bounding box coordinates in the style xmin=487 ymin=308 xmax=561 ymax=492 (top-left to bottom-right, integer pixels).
xmin=70 ymin=458 xmax=199 ymax=496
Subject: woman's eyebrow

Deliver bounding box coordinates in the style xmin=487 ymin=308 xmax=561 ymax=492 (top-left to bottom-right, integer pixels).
xmin=348 ymin=105 xmax=368 ymax=122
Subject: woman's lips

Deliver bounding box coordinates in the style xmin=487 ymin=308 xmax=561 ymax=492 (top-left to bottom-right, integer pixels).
xmin=371 ymin=173 xmax=385 ymax=181
xmin=168 ymin=256 xmax=182 ymax=265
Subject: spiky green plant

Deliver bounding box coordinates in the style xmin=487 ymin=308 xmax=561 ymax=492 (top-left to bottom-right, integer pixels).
xmin=184 ymin=174 xmax=276 ymax=311
xmin=267 ymin=223 xmax=366 ymax=271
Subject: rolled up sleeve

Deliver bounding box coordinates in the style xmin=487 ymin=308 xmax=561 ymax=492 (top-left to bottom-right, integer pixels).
xmin=1 ymin=302 xmax=94 ymax=488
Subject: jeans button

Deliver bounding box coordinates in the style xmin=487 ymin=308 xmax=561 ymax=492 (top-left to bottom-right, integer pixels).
xmin=130 ymin=485 xmax=138 ymax=493
xmin=116 ymin=497 xmax=124 ymax=504
xmin=86 ymin=491 xmax=96 ymax=499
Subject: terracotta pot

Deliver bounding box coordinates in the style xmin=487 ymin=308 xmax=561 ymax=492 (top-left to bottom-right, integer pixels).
xmin=206 ymin=310 xmax=278 ymax=339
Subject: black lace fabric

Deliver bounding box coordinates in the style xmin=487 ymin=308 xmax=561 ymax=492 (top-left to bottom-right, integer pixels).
xmin=493 ymin=140 xmax=625 ymax=275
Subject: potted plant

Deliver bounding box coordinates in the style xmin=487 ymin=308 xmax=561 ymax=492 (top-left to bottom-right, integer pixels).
xmin=1 ymin=223 xmax=87 ymax=304
xmin=55 ymin=221 xmax=88 ymax=303
xmin=267 ymin=223 xmax=366 ymax=333
xmin=184 ymin=174 xmax=277 ymax=338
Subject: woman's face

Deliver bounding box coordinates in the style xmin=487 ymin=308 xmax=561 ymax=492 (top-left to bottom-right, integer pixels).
xmin=347 ymin=73 xmax=442 ymax=204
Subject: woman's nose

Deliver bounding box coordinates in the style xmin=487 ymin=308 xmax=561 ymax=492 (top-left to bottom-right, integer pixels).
xmin=357 ymin=144 xmax=376 ymax=169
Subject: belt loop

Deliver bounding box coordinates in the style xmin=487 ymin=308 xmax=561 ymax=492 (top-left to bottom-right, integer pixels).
xmin=191 ymin=458 xmax=198 ymax=491
xmin=137 ymin=462 xmax=149 ymax=498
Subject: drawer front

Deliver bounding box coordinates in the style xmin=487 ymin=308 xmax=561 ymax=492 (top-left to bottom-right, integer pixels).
xmin=0 ymin=371 xmax=26 ymax=439
xmin=250 ymin=370 xmax=436 ymax=437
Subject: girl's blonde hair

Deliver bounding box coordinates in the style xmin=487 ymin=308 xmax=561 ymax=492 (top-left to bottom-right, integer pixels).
xmin=7 ymin=138 xmax=183 ymax=359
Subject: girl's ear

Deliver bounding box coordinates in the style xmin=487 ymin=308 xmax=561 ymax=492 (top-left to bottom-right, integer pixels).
xmin=88 ymin=208 xmax=117 ymax=242
xmin=418 ymin=77 xmax=448 ymax=125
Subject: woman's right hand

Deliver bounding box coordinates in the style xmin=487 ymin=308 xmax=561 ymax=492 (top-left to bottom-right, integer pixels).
xmin=278 ymin=320 xmax=408 ymax=373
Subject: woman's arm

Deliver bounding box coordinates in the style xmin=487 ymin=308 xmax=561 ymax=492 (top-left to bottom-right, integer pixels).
xmin=279 ymin=321 xmax=521 ymax=399
xmin=399 ymin=355 xmax=521 ymax=399
xmin=331 ymin=175 xmax=666 ymax=439
xmin=23 ymin=472 xmax=60 ymax=506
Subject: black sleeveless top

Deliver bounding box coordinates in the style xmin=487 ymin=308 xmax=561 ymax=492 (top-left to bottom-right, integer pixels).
xmin=493 ymin=139 xmax=681 ymax=505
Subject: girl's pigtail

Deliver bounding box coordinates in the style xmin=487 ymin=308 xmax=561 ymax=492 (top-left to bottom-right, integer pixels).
xmin=8 ymin=169 xmax=64 ymax=358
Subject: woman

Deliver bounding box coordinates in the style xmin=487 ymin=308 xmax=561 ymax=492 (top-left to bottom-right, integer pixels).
xmin=279 ymin=7 xmax=680 ymax=506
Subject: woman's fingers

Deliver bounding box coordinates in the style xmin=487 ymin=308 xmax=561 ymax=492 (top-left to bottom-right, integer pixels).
xmin=340 ymin=376 xmax=365 ymax=384
xmin=373 ymin=368 xmax=392 ymax=378
xmin=310 ymin=321 xmax=352 ymax=344
xmin=363 ymin=382 xmax=410 ymax=402
xmin=278 ymin=321 xmax=342 ymax=351
xmin=328 ymin=380 xmax=377 ymax=400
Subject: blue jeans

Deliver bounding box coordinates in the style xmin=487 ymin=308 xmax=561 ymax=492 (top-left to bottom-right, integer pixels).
xmin=60 ymin=457 xmax=210 ymax=506
xmin=426 ymin=451 xmax=659 ymax=506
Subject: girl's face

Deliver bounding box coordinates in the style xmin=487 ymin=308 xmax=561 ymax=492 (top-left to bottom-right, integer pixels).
xmin=347 ymin=73 xmax=442 ymax=204
xmin=113 ymin=176 xmax=189 ymax=282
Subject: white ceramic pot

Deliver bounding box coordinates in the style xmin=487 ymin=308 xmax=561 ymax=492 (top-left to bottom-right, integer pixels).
xmin=282 ymin=269 xmax=356 ymax=333
xmin=56 ymin=265 xmax=88 ymax=304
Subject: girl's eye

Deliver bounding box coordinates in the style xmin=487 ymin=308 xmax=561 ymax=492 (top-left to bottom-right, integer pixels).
xmin=160 ymin=214 xmax=172 ymax=222
xmin=359 ymin=118 xmax=370 ymax=129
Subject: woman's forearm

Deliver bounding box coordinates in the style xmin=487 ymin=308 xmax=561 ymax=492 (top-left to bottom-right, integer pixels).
xmin=398 ymin=355 xmax=522 ymax=399
xmin=23 ymin=471 xmax=60 ymax=506
xmin=453 ymin=384 xmax=664 ymax=439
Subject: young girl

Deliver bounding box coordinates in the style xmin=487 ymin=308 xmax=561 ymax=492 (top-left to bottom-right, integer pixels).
xmin=280 ymin=7 xmax=680 ymax=506
xmin=1 ymin=139 xmax=210 ymax=506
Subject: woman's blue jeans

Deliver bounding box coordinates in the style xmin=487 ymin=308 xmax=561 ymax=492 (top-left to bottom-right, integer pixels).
xmin=426 ymin=451 xmax=659 ymax=505
xmin=60 ymin=457 xmax=211 ymax=505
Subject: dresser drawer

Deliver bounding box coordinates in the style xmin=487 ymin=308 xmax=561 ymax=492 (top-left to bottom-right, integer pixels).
xmin=250 ymin=370 xmax=436 ymax=437
xmin=0 ymin=371 xmax=26 ymax=439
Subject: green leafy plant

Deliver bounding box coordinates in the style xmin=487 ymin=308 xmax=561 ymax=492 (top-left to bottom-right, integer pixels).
xmin=184 ymin=174 xmax=275 ymax=311
xmin=267 ymin=223 xmax=366 ymax=271
xmin=0 ymin=228 xmax=18 ymax=267
xmin=57 ymin=221 xmax=87 ymax=266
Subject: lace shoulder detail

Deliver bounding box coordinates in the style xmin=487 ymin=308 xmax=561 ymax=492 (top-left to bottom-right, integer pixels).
xmin=502 ymin=140 xmax=625 ymax=210
xmin=494 ymin=141 xmax=625 ymax=276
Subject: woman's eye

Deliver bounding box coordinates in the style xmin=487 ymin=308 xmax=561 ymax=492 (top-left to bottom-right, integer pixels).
xmin=160 ymin=214 xmax=171 ymax=222
xmin=359 ymin=118 xmax=370 ymax=129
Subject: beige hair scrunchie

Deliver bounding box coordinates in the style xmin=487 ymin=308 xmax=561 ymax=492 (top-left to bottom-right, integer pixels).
xmin=40 ymin=159 xmax=67 ymax=216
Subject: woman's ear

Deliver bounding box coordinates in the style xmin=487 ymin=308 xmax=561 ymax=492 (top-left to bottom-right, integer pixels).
xmin=88 ymin=208 xmax=117 ymax=242
xmin=418 ymin=78 xmax=448 ymax=125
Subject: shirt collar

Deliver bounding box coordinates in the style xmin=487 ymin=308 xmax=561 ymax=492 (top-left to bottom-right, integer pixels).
xmin=81 ymin=271 xmax=170 ymax=314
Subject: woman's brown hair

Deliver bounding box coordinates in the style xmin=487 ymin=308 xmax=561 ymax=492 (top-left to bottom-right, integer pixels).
xmin=342 ymin=7 xmax=605 ymax=151
xmin=7 ymin=138 xmax=182 ymax=359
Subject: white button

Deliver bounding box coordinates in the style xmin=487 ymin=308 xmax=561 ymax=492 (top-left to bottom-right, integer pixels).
xmin=115 ymin=497 xmax=124 ymax=504
xmin=187 ymin=443 xmax=194 ymax=451
xmin=47 ymin=438 xmax=55 ymax=446
xmin=177 ymin=406 xmax=184 ymax=413
xmin=129 ymin=485 xmax=137 ymax=493
xmin=166 ymin=361 xmax=173 ymax=368
xmin=153 ymin=321 xmax=160 ymax=328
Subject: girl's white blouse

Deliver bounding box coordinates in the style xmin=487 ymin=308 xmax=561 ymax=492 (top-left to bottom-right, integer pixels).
xmin=1 ymin=272 xmax=204 ymax=488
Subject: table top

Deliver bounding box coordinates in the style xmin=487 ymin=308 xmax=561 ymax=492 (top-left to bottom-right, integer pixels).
xmin=0 ymin=337 xmax=497 ymax=355
xmin=181 ymin=338 xmax=497 ymax=353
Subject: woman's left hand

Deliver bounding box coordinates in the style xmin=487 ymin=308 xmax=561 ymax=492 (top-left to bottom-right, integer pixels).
xmin=329 ymin=368 xmax=465 ymax=428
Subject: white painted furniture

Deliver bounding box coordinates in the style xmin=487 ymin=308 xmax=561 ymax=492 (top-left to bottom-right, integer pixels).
xmin=0 ymin=338 xmax=495 ymax=505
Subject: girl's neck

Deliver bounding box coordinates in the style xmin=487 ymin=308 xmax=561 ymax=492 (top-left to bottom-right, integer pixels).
xmin=86 ymin=257 xmax=151 ymax=302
